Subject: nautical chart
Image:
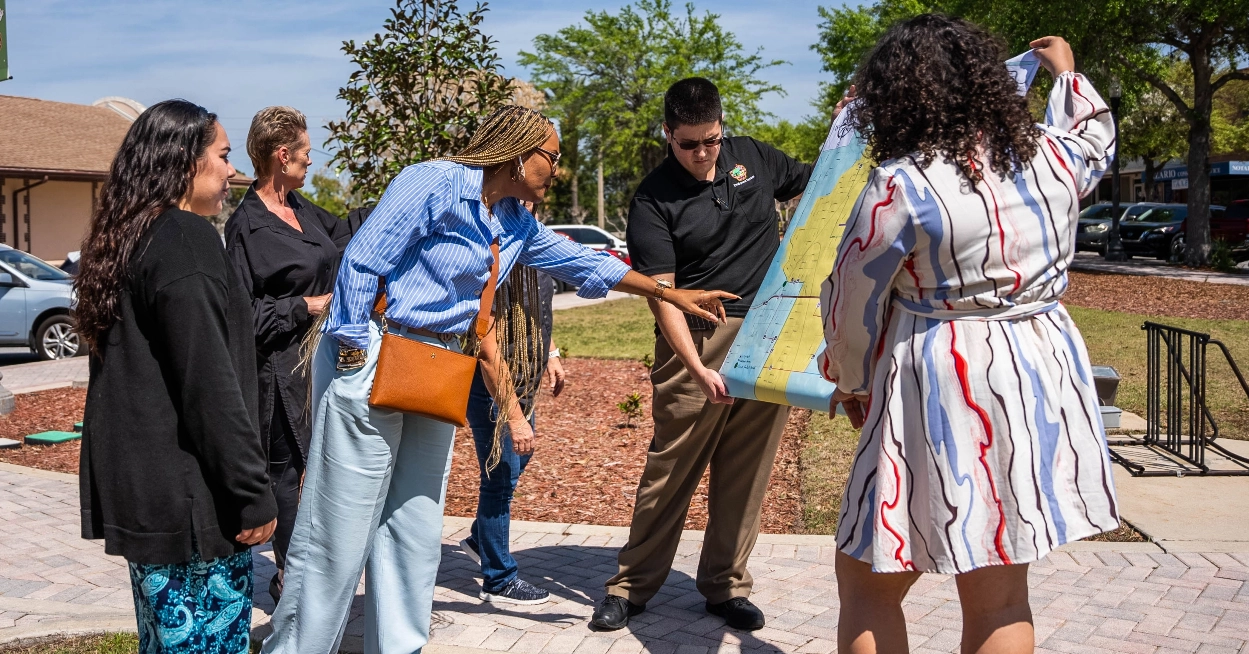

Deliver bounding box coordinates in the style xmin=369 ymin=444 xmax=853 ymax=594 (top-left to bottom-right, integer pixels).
xmin=720 ymin=52 xmax=1041 ymax=412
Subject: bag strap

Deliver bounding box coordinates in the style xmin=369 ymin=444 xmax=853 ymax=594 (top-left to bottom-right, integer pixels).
xmin=474 ymin=239 xmax=500 ymax=341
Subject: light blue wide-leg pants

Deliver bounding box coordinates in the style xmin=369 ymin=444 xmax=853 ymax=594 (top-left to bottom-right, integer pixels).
xmin=262 ymin=319 xmax=457 ymax=654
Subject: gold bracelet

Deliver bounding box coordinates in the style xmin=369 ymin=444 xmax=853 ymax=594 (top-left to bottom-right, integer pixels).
xmin=654 ymin=279 xmax=673 ymax=302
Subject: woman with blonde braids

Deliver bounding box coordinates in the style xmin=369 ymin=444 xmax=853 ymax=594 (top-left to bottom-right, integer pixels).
xmin=262 ymin=105 xmax=735 ymax=654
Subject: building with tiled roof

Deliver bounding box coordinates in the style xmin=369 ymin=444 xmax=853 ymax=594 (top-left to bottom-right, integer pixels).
xmin=0 ymin=95 xmax=247 ymax=262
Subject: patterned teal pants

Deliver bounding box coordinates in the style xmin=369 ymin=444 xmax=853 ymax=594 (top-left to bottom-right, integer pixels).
xmin=128 ymin=550 xmax=253 ymax=654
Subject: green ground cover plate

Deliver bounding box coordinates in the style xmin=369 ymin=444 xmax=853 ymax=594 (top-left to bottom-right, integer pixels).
xmin=74 ymin=422 xmax=83 ymax=432
xmin=25 ymin=431 xmax=81 ymax=445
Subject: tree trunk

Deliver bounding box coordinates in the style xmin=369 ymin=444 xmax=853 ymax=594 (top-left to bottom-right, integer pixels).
xmin=597 ymin=153 xmax=606 ymax=230
xmin=1143 ymin=158 xmax=1159 ymax=201
xmin=570 ymin=166 xmax=583 ymax=224
xmin=1184 ymin=42 xmax=1215 ymax=268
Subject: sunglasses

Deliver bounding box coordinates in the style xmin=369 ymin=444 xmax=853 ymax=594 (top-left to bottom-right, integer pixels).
xmin=533 ymin=146 xmax=561 ymax=170
xmin=672 ymin=135 xmax=723 ymax=151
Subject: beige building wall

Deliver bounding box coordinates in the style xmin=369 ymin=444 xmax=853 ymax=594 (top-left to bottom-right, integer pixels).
xmin=21 ymin=181 xmax=94 ymax=262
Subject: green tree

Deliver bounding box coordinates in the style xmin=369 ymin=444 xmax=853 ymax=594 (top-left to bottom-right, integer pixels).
xmin=326 ymin=0 xmax=513 ymax=202
xmin=302 ymin=168 xmax=357 ymax=218
xmin=811 ymin=0 xmax=930 ymax=113
xmin=749 ymin=116 xmax=830 ymax=164
xmin=1102 ymin=0 xmax=1249 ymax=266
xmin=1120 ymin=61 xmax=1188 ymax=200
xmin=519 ymin=0 xmax=787 ymax=224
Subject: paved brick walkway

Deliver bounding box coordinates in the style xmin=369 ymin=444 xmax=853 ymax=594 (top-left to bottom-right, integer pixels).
xmin=0 ymin=358 xmax=88 ymax=395
xmin=3 ymin=463 xmax=1248 ymax=653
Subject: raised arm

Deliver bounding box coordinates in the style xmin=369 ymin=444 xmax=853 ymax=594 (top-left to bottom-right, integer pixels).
xmin=1031 ymin=36 xmax=1115 ymax=198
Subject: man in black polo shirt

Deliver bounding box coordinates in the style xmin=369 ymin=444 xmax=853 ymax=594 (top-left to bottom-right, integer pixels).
xmin=592 ymin=78 xmax=814 ymax=632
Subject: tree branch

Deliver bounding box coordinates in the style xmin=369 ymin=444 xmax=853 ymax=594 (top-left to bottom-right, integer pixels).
xmin=1212 ymin=68 xmax=1249 ymax=95
xmin=1117 ymin=55 xmax=1192 ymax=117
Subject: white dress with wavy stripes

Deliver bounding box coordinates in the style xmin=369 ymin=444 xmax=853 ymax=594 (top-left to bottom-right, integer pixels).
xmin=818 ymin=73 xmax=1120 ymax=574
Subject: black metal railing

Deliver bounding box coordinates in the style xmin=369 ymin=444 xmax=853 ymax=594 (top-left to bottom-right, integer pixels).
xmin=1106 ymin=322 xmax=1249 ymax=476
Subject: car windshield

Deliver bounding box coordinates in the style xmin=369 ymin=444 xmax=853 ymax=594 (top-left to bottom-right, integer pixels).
xmin=0 ymin=250 xmax=71 ymax=281
xmin=1131 ymin=207 xmax=1186 ymax=223
xmin=1229 ymin=202 xmax=1249 ymax=220
xmin=1079 ymin=205 xmax=1114 ymax=220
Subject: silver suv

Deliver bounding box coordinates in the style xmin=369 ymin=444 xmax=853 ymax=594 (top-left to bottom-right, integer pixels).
xmin=0 ymin=246 xmax=79 ymax=360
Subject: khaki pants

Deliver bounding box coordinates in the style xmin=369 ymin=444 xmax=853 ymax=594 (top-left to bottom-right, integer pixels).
xmin=605 ymin=317 xmax=789 ymax=605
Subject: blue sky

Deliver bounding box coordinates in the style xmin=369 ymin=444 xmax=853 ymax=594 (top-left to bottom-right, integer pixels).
xmin=1 ymin=0 xmax=843 ymax=176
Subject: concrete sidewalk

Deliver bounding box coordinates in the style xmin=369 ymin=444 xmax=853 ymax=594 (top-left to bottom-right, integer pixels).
xmin=1070 ymin=251 xmax=1249 ymax=286
xmin=0 ymin=358 xmax=88 ymax=395
xmin=1 ymin=461 xmax=1247 ymax=653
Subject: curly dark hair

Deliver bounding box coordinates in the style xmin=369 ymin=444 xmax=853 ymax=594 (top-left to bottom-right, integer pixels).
xmin=848 ymin=13 xmax=1040 ymax=182
xmin=75 ymin=100 xmax=218 ymax=354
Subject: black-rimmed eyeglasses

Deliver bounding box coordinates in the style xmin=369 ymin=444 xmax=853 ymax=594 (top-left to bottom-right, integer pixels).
xmin=534 ymin=146 xmax=561 ymax=170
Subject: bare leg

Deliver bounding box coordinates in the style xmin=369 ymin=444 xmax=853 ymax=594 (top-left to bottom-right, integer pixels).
xmin=955 ymin=563 xmax=1034 ymax=654
xmin=836 ymin=551 xmax=922 ymax=654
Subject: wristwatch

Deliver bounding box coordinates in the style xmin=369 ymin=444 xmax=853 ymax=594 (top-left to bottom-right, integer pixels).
xmin=653 ymin=279 xmax=673 ymax=302
xmin=548 ymin=347 xmax=561 ymax=359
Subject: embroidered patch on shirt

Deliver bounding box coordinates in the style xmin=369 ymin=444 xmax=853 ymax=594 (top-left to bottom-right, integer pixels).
xmin=729 ymin=164 xmax=748 ymax=182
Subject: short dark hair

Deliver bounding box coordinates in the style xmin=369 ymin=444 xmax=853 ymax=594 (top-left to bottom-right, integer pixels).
xmin=664 ymin=78 xmax=722 ymax=129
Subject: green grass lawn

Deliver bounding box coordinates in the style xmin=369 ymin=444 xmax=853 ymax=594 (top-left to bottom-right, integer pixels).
xmin=552 ymin=297 xmax=655 ymax=360
xmin=1068 ymin=306 xmax=1249 ymax=440
xmin=0 ymin=634 xmax=138 ymax=654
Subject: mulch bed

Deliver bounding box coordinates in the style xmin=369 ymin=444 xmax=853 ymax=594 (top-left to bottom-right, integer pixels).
xmin=1066 ymin=271 xmax=1249 ymax=321
xmin=445 ymin=358 xmax=806 ymax=534
xmin=0 ymin=363 xmax=806 ymax=533
xmin=0 ymin=387 xmax=85 ymax=474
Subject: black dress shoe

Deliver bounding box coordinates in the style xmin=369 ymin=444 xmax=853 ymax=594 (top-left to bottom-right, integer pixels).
xmin=268 ymin=573 xmax=282 ymax=604
xmin=590 ymin=595 xmax=645 ymax=630
xmin=706 ymin=597 xmax=765 ymax=630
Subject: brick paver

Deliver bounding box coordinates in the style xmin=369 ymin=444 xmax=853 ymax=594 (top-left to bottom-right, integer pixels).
xmin=2 ymin=463 xmax=1247 ymax=653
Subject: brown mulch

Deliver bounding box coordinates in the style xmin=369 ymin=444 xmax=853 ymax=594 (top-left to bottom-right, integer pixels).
xmin=445 ymin=357 xmax=806 ymax=533
xmin=0 ymin=387 xmax=85 ymax=474
xmin=1066 ymin=271 xmax=1249 ymax=321
xmin=0 ymin=361 xmax=807 ymax=534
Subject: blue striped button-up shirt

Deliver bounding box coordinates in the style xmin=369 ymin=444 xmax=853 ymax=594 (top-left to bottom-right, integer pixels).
xmin=324 ymin=160 xmax=632 ymax=349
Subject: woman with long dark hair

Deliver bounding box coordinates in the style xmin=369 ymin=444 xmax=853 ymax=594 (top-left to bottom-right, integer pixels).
xmin=818 ymin=17 xmax=1118 ymax=653
xmin=77 ymin=99 xmax=277 ymax=654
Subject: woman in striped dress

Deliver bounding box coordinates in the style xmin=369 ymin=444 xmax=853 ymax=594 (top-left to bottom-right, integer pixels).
xmin=818 ymin=16 xmax=1119 ymax=653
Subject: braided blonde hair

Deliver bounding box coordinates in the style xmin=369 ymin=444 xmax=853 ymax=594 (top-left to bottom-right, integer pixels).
xmin=445 ymin=105 xmax=555 ymax=471
xmin=442 ymin=104 xmax=554 ymax=169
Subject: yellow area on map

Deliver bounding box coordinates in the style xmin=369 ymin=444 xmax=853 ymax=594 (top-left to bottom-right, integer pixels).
xmin=754 ymin=155 xmax=873 ymax=405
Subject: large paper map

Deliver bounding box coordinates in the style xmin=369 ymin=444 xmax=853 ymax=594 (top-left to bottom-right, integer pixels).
xmin=720 ymin=52 xmax=1041 ymax=412
xmin=718 ymin=110 xmax=868 ymax=412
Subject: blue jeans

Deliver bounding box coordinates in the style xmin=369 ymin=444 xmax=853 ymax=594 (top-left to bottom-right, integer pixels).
xmin=464 ymin=371 xmax=532 ymax=593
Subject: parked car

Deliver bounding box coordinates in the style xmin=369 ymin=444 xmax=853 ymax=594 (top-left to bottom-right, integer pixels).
xmin=1121 ymin=204 xmax=1226 ymax=259
xmin=1076 ymin=202 xmax=1117 ymax=253
xmin=1149 ymin=200 xmax=1248 ymax=261
xmin=547 ymin=225 xmax=631 ymax=292
xmin=0 ymin=245 xmax=80 ymax=360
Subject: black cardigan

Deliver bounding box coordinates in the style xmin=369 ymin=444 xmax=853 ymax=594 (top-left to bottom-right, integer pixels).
xmin=224 ymin=188 xmax=349 ymax=462
xmin=80 ymin=208 xmax=277 ymax=565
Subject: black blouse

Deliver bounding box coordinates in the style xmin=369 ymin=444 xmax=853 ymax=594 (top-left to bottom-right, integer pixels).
xmin=224 ymin=187 xmax=350 ymax=461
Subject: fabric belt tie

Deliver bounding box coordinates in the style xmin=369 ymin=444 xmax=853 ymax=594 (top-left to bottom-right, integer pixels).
xmin=891 ymin=296 xmax=1058 ymax=321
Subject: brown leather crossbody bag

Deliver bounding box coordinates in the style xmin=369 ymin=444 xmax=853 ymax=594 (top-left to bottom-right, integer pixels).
xmin=367 ymin=241 xmax=499 ymax=427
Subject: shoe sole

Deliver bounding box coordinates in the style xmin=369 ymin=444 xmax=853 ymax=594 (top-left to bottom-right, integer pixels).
xmin=479 ymin=590 xmax=550 ymax=605
xmin=459 ymin=539 xmax=481 ymax=565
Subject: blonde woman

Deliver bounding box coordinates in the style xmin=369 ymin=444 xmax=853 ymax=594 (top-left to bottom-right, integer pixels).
xmin=262 ymin=105 xmax=736 ymax=654
xmin=225 ymin=106 xmax=351 ymax=602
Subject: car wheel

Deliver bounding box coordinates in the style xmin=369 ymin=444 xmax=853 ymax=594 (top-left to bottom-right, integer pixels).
xmin=1169 ymin=235 xmax=1187 ymax=263
xmin=35 ymin=315 xmax=81 ymax=360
